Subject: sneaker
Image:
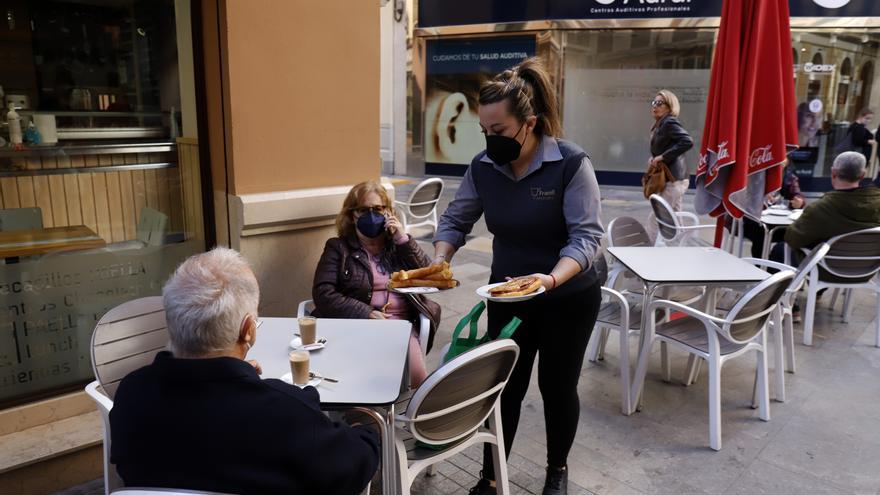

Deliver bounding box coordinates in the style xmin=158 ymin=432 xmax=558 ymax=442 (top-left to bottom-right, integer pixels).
xmin=543 ymin=465 xmax=568 ymax=495
xmin=468 ymin=476 xmax=495 ymax=495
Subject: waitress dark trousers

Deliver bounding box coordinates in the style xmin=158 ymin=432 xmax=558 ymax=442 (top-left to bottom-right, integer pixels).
xmin=482 ymin=282 xmax=602 ymax=479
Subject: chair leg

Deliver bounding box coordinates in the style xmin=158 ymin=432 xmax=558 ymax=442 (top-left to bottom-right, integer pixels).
xmin=684 ymin=355 xmax=702 ymax=386
xmin=830 ymin=288 xmax=840 ymax=310
xmin=842 ymin=289 xmax=854 ymax=323
xmin=425 ymin=465 xmax=436 ymax=477
xmin=708 ymin=355 xmax=723 ymax=451
xmin=875 ymin=287 xmax=880 ymax=348
xmin=597 ymin=328 xmax=610 ymax=361
xmin=772 ymin=310 xmax=786 ymax=402
xmin=489 ymin=405 xmax=511 ymax=495
xmin=756 ymin=334 xmax=771 ymax=422
xmin=395 ymin=436 xmax=411 ymax=495
xmin=586 ymin=326 xmax=602 ymax=363
xmin=619 ymin=325 xmax=633 ymax=416
xmin=783 ymin=311 xmax=796 ymax=373
xmin=804 ymin=279 xmax=819 ymax=346
xmin=661 ymin=342 xmax=671 ymax=383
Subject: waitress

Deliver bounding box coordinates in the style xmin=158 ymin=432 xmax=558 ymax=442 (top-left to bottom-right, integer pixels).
xmin=433 ymin=57 xmax=603 ymax=495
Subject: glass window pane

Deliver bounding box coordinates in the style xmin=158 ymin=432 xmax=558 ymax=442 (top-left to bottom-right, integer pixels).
xmin=562 ymin=29 xmax=715 ymax=176
xmin=0 ymin=0 xmax=206 ymax=407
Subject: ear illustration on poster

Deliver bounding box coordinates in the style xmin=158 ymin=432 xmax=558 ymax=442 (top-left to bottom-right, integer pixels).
xmin=424 ymin=37 xmax=536 ymax=173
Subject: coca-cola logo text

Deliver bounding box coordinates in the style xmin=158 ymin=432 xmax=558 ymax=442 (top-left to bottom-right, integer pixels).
xmin=749 ymin=145 xmax=774 ymax=168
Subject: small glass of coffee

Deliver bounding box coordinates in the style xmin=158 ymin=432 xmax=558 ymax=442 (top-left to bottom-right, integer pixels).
xmin=298 ymin=316 xmax=317 ymax=345
xmin=289 ymin=351 xmax=310 ymax=385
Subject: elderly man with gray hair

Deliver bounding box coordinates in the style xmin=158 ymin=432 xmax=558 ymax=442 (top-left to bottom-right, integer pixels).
xmin=110 ymin=247 xmax=379 ymax=495
xmin=783 ymin=151 xmax=880 ymax=261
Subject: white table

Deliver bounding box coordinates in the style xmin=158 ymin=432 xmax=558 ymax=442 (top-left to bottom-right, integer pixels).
xmin=250 ymin=317 xmax=412 ymax=495
xmin=759 ymin=209 xmax=800 ymax=262
xmin=606 ymin=247 xmax=770 ymax=414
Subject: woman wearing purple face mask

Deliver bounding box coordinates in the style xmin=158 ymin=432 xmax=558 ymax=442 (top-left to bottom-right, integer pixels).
xmin=312 ymin=180 xmax=440 ymax=387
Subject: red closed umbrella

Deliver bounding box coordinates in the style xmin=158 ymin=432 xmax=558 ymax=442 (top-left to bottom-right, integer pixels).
xmin=695 ymin=0 xmax=798 ymax=246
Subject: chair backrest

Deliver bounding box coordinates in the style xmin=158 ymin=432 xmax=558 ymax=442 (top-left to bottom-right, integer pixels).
xmin=406 ymin=178 xmax=444 ymax=217
xmin=607 ymin=216 xmax=651 ymax=247
xmin=404 ymin=339 xmax=518 ymax=445
xmin=819 ymin=227 xmax=880 ymax=280
xmin=649 ymin=194 xmax=679 ymax=241
xmin=297 ymin=299 xmax=315 ymax=318
xmin=91 ymin=296 xmax=168 ymax=399
xmin=0 ymin=207 xmax=43 ymax=231
xmin=788 ymin=243 xmax=831 ymax=296
xmin=137 ymin=207 xmax=169 ymax=246
xmin=723 ymin=270 xmax=795 ymax=344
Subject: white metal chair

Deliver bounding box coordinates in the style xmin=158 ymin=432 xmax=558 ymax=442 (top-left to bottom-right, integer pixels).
xmin=394 ymin=178 xmax=444 ymax=235
xmin=85 ymin=296 xmax=169 ymax=495
xmin=299 ymin=298 xmax=431 ymax=356
xmin=802 ymin=227 xmax=880 ymax=346
xmin=649 ymin=194 xmax=716 ymax=247
xmin=394 ymin=339 xmax=519 ymax=495
xmin=590 ymin=217 xmax=704 ymax=410
xmin=631 ymin=270 xmax=795 ymax=450
xmin=698 ymin=245 xmax=830 ymax=402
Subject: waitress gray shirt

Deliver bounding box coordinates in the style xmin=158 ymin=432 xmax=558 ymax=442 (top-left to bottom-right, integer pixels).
xmin=435 ymin=135 xmax=604 ymax=291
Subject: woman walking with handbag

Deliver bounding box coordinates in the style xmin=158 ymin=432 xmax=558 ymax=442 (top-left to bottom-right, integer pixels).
xmin=644 ymin=89 xmax=694 ymax=243
xmin=433 ymin=57 xmax=604 ymax=495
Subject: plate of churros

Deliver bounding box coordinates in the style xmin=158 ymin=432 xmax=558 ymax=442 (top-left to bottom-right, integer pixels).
xmin=388 ymin=262 xmax=460 ymax=294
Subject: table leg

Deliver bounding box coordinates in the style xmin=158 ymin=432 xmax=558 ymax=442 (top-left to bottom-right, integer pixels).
xmin=761 ymin=224 xmax=772 ymax=260
xmin=631 ymin=282 xmax=659 ymax=413
xmin=380 ymin=404 xmax=398 ymax=495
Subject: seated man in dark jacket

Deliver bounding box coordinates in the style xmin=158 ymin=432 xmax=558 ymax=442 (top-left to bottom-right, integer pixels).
xmin=777 ymin=152 xmax=880 ymax=280
xmin=109 ymin=248 xmax=379 ymax=495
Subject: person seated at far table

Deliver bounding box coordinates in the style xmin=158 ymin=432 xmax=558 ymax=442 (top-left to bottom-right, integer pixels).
xmin=312 ymin=180 xmax=441 ymax=387
xmin=110 ymin=248 xmax=380 ymax=495
xmin=741 ymin=161 xmax=806 ymax=259
xmin=774 ymin=151 xmax=880 ymax=275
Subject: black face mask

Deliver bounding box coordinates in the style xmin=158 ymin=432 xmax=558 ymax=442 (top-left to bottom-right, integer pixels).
xmin=356 ymin=210 xmax=386 ymax=238
xmin=485 ymin=124 xmax=526 ymax=165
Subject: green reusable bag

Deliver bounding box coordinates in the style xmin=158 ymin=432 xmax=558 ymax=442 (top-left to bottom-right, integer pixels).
xmin=442 ymin=301 xmax=521 ymax=364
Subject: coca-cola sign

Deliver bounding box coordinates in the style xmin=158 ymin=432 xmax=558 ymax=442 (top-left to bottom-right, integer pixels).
xmin=749 ymin=145 xmax=775 ymax=169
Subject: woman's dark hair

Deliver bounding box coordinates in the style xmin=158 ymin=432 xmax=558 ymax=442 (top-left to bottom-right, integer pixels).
xmin=478 ymin=57 xmax=562 ymax=137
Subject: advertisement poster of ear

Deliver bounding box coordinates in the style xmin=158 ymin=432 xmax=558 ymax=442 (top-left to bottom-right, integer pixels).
xmin=424 ymin=36 xmax=536 ymax=175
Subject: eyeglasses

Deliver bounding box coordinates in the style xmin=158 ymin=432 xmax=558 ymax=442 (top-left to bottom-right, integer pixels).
xmin=352 ymin=205 xmax=387 ymax=216
xmin=651 ymin=99 xmax=667 ymax=108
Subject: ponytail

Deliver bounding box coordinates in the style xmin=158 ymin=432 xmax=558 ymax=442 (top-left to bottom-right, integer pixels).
xmin=478 ymin=57 xmax=562 ymax=137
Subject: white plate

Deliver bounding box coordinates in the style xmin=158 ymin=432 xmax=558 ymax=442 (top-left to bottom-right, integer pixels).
xmin=280 ymin=372 xmax=323 ymax=388
xmin=476 ymin=282 xmax=546 ymax=303
xmin=762 ymin=208 xmax=791 ymax=216
xmin=289 ymin=337 xmax=325 ymax=351
xmin=789 ymin=209 xmax=804 ymax=220
xmin=391 ymin=286 xmax=440 ymax=294
xmin=768 ymin=204 xmax=789 ymax=210
xmin=388 ymin=279 xmax=460 ymax=294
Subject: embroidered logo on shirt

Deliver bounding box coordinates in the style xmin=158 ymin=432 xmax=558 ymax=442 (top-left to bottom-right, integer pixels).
xmin=531 ymin=188 xmax=556 ymax=200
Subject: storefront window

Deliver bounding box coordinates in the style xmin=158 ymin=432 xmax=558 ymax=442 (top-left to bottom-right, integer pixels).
xmin=0 ymin=0 xmax=206 ymax=407
xmin=789 ymin=30 xmax=880 ymax=186
xmin=561 ymin=29 xmax=715 ymax=180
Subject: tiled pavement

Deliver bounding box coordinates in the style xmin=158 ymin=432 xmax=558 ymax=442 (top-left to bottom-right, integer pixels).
xmin=58 ymin=180 xmax=880 ymax=495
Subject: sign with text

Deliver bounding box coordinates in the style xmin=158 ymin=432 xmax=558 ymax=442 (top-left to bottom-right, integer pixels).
xmin=0 ymin=242 xmax=200 ymax=405
xmin=424 ymin=37 xmax=536 ymax=175
xmin=419 ymin=0 xmax=880 ymax=27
